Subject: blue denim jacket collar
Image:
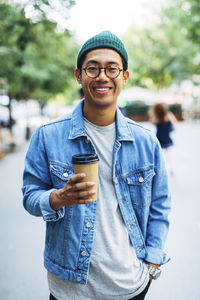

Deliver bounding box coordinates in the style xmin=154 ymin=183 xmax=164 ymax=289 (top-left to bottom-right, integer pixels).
xmin=68 ymin=99 xmax=134 ymax=142
xmin=68 ymin=100 xmax=86 ymax=139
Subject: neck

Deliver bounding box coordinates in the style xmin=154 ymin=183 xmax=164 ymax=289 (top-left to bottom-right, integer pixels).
xmin=83 ymin=101 xmax=116 ymax=126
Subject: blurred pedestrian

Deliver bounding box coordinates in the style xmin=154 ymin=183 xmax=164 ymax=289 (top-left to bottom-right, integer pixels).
xmin=148 ymin=103 xmax=177 ymax=175
xmin=22 ymin=31 xmax=171 ymax=300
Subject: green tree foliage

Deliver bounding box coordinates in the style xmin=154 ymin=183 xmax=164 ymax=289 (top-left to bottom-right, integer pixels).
xmin=165 ymin=0 xmax=200 ymax=45
xmin=123 ymin=0 xmax=200 ymax=90
xmin=0 ymin=2 xmax=79 ymax=103
xmin=12 ymin=0 xmax=75 ymax=23
xmin=0 ymin=4 xmax=30 ymax=99
xmin=162 ymin=0 xmax=200 ymax=74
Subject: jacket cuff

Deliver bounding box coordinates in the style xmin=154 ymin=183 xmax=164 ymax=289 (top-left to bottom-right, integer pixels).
xmin=145 ymin=246 xmax=170 ymax=266
xmin=40 ymin=189 xmax=65 ymax=221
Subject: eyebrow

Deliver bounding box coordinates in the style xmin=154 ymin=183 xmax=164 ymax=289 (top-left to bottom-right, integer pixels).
xmin=85 ymin=60 xmax=120 ymax=66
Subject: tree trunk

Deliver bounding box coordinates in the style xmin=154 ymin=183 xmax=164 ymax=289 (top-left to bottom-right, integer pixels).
xmin=7 ymin=95 xmax=13 ymax=132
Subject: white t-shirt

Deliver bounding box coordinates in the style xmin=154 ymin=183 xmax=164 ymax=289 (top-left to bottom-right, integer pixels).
xmin=48 ymin=118 xmax=149 ymax=300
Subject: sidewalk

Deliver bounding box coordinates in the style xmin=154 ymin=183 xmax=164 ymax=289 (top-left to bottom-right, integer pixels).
xmin=0 ymin=121 xmax=200 ymax=299
xmin=0 ymin=142 xmax=48 ymax=300
xmin=146 ymin=120 xmax=200 ymax=300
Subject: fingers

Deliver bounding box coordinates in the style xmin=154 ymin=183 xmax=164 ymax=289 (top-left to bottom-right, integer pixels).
xmin=63 ymin=190 xmax=96 ymax=207
xmin=68 ymin=180 xmax=95 ymax=192
xmin=60 ymin=173 xmax=96 ymax=206
xmin=70 ymin=189 xmax=96 ymax=199
xmin=67 ymin=173 xmax=86 ymax=184
xmin=67 ymin=190 xmax=96 ymax=205
xmin=50 ymin=176 xmax=96 ymax=211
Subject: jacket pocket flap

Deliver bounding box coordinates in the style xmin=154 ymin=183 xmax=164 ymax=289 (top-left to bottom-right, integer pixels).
xmin=126 ymin=167 xmax=154 ymax=185
xmin=49 ymin=161 xmax=74 ymax=181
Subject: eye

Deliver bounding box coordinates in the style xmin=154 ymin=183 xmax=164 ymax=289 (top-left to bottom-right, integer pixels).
xmin=107 ymin=66 xmax=118 ymax=73
xmin=87 ymin=66 xmax=98 ymax=71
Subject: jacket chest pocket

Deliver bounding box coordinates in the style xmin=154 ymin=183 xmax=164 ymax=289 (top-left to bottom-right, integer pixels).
xmin=49 ymin=160 xmax=74 ymax=189
xmin=126 ymin=166 xmax=155 ymax=208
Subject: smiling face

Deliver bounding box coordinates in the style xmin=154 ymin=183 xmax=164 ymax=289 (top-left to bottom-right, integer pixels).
xmin=75 ymin=48 xmax=129 ymax=112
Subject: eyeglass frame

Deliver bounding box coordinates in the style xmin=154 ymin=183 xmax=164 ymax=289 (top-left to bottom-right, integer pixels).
xmin=81 ymin=65 xmax=124 ymax=79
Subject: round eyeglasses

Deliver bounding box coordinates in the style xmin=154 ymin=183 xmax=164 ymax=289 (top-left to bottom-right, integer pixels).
xmin=82 ymin=66 xmax=123 ymax=79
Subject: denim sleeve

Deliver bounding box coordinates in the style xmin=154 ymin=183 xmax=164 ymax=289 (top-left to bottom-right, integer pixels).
xmin=145 ymin=140 xmax=171 ymax=265
xmin=22 ymin=127 xmax=65 ymax=221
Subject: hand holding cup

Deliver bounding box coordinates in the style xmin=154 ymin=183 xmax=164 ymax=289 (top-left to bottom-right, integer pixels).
xmin=50 ymin=154 xmax=99 ymax=211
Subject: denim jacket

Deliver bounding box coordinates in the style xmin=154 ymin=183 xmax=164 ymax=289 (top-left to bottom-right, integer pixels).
xmin=22 ymin=100 xmax=171 ymax=285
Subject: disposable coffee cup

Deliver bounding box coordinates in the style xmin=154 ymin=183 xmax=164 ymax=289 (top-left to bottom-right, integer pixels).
xmin=72 ymin=154 xmax=99 ymax=201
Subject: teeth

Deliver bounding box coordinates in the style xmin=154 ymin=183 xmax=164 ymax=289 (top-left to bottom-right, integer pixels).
xmin=95 ymin=88 xmax=109 ymax=91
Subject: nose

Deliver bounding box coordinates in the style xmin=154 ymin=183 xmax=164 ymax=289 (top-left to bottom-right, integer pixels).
xmin=96 ymin=68 xmax=109 ymax=81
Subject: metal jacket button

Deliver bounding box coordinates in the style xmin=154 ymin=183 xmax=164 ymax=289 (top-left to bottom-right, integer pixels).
xmin=139 ymin=176 xmax=144 ymax=183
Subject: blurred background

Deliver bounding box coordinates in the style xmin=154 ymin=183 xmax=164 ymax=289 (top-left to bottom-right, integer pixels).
xmin=0 ymin=0 xmax=200 ymax=299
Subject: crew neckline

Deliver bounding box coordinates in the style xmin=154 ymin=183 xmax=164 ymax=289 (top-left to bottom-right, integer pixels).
xmin=84 ymin=117 xmax=115 ymax=131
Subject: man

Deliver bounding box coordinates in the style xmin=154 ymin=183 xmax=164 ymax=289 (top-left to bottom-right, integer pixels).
xmin=22 ymin=31 xmax=171 ymax=300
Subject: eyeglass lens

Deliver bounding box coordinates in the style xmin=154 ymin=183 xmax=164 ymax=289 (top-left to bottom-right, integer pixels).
xmin=85 ymin=66 xmax=122 ymax=79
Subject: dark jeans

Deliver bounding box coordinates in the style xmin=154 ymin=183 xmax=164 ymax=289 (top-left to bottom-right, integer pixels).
xmin=128 ymin=280 xmax=151 ymax=300
xmin=49 ymin=281 xmax=151 ymax=300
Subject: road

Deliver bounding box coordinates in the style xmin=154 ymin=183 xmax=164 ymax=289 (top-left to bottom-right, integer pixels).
xmin=0 ymin=120 xmax=200 ymax=300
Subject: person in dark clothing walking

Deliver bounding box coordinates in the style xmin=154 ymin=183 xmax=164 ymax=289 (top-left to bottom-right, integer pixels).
xmin=149 ymin=102 xmax=177 ymax=175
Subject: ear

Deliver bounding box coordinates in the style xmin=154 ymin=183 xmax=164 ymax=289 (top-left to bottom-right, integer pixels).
xmin=123 ymin=70 xmax=129 ymax=84
xmin=75 ymin=68 xmax=82 ymax=84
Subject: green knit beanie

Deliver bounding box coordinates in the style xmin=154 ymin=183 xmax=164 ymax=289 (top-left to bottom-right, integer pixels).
xmin=77 ymin=31 xmax=128 ymax=70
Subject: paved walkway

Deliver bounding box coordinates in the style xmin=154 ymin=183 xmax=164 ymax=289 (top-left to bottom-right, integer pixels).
xmin=146 ymin=120 xmax=200 ymax=300
xmin=0 ymin=142 xmax=48 ymax=300
xmin=0 ymin=120 xmax=200 ymax=300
